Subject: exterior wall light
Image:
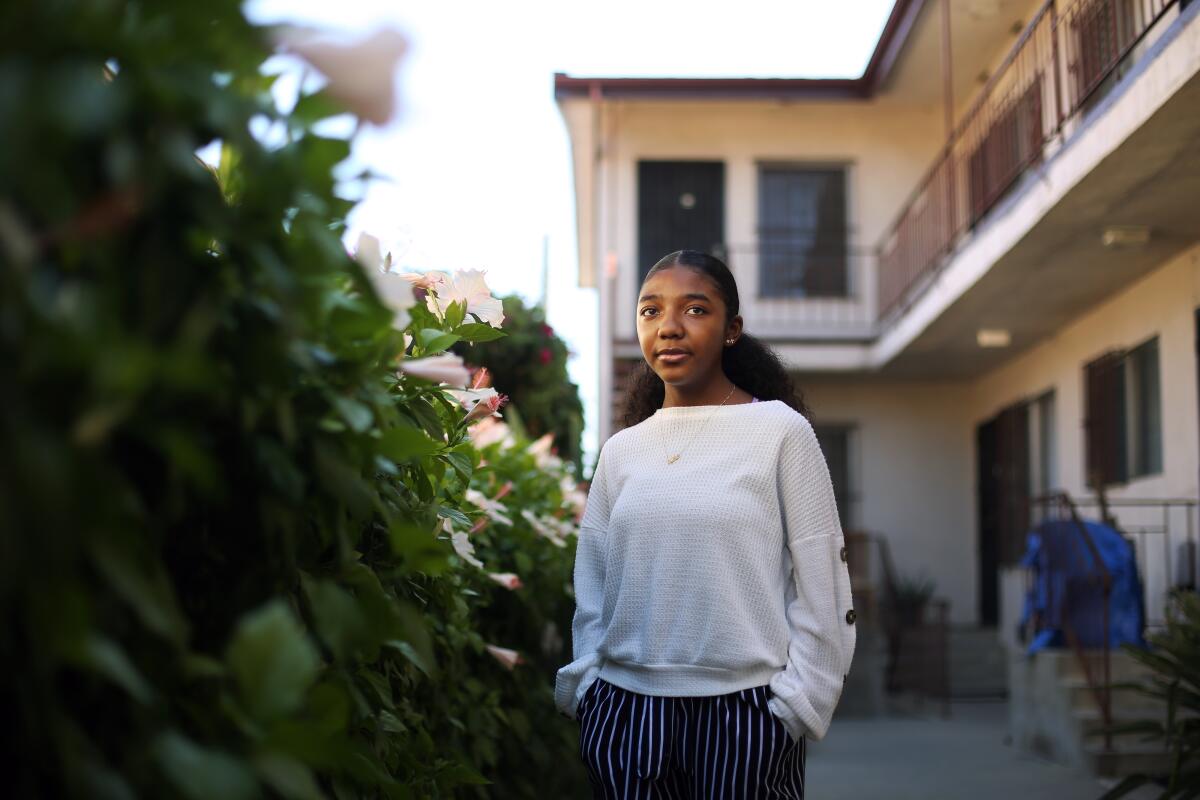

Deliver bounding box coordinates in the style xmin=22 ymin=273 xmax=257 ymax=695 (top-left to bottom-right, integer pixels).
xmin=1101 ymin=225 xmax=1151 ymax=248
xmin=977 ymin=328 xmax=1011 ymax=348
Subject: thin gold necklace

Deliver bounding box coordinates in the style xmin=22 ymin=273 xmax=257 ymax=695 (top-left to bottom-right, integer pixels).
xmin=658 ymin=385 xmax=738 ymax=465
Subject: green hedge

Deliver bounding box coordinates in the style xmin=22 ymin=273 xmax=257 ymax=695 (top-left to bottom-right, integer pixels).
xmin=451 ymin=295 xmax=586 ymax=479
xmin=0 ymin=2 xmax=587 ymax=797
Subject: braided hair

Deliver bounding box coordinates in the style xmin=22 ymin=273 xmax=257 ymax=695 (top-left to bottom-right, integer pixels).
xmin=621 ymin=249 xmax=811 ymax=427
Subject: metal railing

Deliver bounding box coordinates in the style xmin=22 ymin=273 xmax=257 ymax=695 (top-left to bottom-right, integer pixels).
xmin=722 ymin=241 xmax=877 ymax=337
xmin=1059 ymin=0 xmax=1177 ymax=112
xmin=1025 ymin=491 xmax=1199 ymax=752
xmin=877 ymin=0 xmax=1181 ymax=322
xmin=1065 ymin=496 xmax=1198 ymax=628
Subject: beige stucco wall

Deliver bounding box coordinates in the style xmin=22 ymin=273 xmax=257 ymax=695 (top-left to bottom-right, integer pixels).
xmin=967 ymin=242 xmax=1200 ymax=501
xmin=799 ymin=380 xmax=978 ymax=624
xmin=561 ymin=98 xmax=945 ymax=342
xmin=795 ymin=243 xmax=1200 ymax=627
xmin=970 ymin=241 xmax=1200 ymax=631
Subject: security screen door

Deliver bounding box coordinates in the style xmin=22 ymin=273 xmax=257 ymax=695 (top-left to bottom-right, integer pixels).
xmin=637 ymin=161 xmax=725 ymax=285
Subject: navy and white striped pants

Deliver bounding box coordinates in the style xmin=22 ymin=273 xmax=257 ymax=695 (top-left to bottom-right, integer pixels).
xmin=577 ymin=677 xmax=806 ymax=799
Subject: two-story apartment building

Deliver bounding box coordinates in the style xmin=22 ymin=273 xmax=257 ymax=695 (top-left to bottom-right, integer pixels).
xmin=556 ymin=0 xmax=1199 ymax=678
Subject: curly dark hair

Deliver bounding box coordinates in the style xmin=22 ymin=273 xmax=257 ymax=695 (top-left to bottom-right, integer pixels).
xmin=622 ymin=249 xmax=810 ymax=427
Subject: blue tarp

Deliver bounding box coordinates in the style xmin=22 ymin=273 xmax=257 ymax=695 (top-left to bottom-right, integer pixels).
xmin=1018 ymin=517 xmax=1148 ymax=655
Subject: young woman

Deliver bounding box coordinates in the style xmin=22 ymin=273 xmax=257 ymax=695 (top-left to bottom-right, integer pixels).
xmin=555 ymin=250 xmax=857 ymax=799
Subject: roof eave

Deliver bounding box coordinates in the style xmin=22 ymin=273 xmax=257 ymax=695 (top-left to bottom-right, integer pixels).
xmin=553 ymin=75 xmax=870 ymax=101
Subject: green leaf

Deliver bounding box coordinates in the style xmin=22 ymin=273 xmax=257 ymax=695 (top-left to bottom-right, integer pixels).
xmin=379 ymin=710 xmax=407 ymax=734
xmin=180 ymin=653 xmax=226 ymax=680
xmin=453 ymin=322 xmax=506 ymax=342
xmin=302 ymin=577 xmax=368 ymax=662
xmin=314 ymin=442 xmax=374 ymax=518
xmin=79 ymin=634 xmax=154 ymax=704
xmin=445 ymin=450 xmax=473 ymax=481
xmin=341 ymin=563 xmax=401 ymax=646
xmin=437 ymin=505 xmax=472 ymax=528
xmin=407 ymin=396 xmax=445 ymax=440
xmin=299 ymin=135 xmax=352 ymax=179
xmin=226 ymin=601 xmax=320 ymax=722
xmin=405 ymin=301 xmax=441 ymax=332
xmin=330 ymin=395 xmax=373 ymax=434
xmin=377 ymin=425 xmax=439 ymax=463
xmin=254 ymin=437 xmax=305 ymax=501
xmin=357 ymin=666 xmax=395 ymax=710
xmin=415 ymin=328 xmax=459 ymax=354
xmin=439 ymin=762 xmax=492 ymax=787
xmin=444 ymin=299 xmax=466 ymax=329
xmin=307 ymin=682 xmax=353 ymax=738
xmin=89 ymin=538 xmax=190 ymax=646
xmin=291 ymin=90 xmax=343 ymax=124
xmin=380 ymin=604 xmax=437 ymax=679
xmin=216 ymin=141 xmax=243 ymax=203
xmin=387 ymin=519 xmax=449 ymax=574
xmin=253 ymin=752 xmax=324 ymax=800
xmin=154 ymin=732 xmax=259 ymax=800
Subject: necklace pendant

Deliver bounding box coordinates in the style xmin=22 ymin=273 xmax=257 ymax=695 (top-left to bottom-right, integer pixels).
xmin=667 ymin=454 xmax=680 ymax=464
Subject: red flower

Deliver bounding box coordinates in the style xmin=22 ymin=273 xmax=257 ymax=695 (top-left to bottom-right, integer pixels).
xmin=539 ymin=347 xmax=552 ymax=365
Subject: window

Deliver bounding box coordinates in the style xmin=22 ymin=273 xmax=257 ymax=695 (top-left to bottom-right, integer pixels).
xmin=757 ymin=166 xmax=847 ymax=298
xmin=1029 ymin=390 xmax=1058 ymax=498
xmin=1126 ymin=337 xmax=1162 ymax=479
xmin=1084 ymin=336 xmax=1162 ymax=487
xmin=813 ymin=424 xmax=855 ymax=530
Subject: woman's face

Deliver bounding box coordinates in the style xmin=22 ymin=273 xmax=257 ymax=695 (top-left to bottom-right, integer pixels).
xmin=636 ymin=265 xmax=741 ymax=389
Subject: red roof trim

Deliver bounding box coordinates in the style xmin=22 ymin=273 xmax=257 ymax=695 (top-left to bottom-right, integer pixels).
xmin=553 ymin=74 xmax=868 ymax=100
xmin=861 ymin=0 xmax=927 ymax=89
xmin=554 ymin=0 xmax=922 ymax=101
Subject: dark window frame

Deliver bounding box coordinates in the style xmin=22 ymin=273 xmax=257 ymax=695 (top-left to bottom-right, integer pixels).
xmin=756 ymin=163 xmax=850 ymax=299
xmin=1084 ymin=335 xmax=1162 ymax=488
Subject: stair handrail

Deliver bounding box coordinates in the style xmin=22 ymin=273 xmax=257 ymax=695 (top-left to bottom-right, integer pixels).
xmin=1029 ymin=490 xmax=1114 ymax=751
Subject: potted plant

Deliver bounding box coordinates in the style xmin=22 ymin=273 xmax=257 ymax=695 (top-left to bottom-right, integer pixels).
xmin=894 ymin=571 xmax=938 ymax=628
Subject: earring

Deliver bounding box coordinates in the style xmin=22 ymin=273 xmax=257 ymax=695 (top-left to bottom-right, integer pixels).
xmin=725 ymin=339 xmax=735 ymax=345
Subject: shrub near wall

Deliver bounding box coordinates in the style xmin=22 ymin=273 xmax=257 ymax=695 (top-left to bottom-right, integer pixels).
xmin=451 ymin=295 xmax=586 ymax=479
xmin=0 ymin=2 xmax=587 ymax=797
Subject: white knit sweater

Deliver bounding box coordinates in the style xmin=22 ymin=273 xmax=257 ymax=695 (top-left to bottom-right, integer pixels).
xmin=554 ymin=399 xmax=856 ymax=743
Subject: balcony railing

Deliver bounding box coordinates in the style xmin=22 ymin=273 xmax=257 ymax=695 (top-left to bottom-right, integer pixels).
xmin=722 ymin=240 xmax=877 ymax=337
xmin=877 ymin=0 xmax=1181 ymax=322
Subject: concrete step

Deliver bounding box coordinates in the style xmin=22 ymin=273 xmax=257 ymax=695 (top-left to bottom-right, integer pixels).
xmin=1086 ymin=741 xmax=1174 ymax=779
xmin=1060 ymin=675 xmax=1170 ymax=716
xmin=1072 ymin=707 xmax=1181 ymax=749
xmin=1007 ymin=646 xmax=1178 ymax=778
xmin=1053 ymin=649 xmax=1157 ymax=682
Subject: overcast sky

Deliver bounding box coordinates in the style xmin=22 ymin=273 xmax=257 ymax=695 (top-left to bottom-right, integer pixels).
xmin=245 ymin=0 xmax=895 ymax=464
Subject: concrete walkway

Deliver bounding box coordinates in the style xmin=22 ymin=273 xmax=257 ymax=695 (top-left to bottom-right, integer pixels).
xmin=806 ymin=701 xmax=1143 ymax=800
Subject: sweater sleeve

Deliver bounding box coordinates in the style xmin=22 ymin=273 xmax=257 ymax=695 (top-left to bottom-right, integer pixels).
xmin=554 ymin=443 xmax=612 ymax=718
xmin=766 ymin=415 xmax=857 ymax=742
